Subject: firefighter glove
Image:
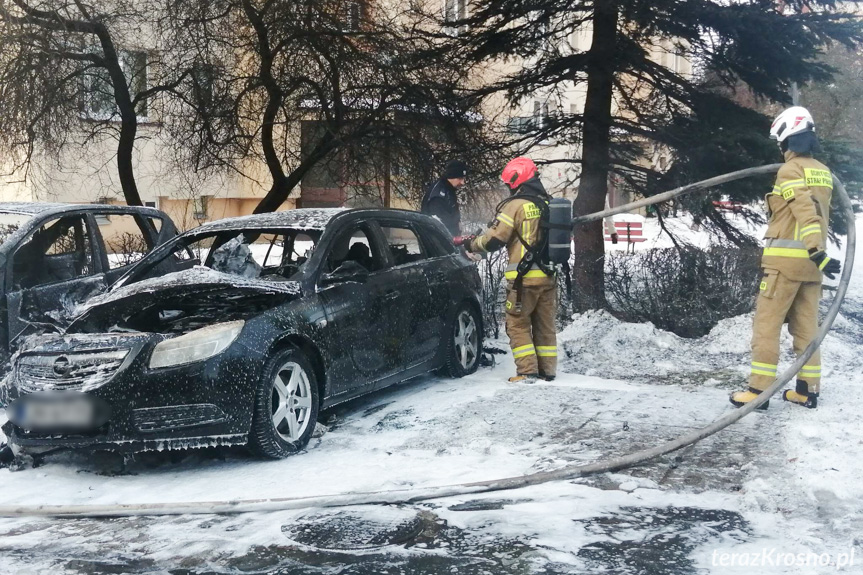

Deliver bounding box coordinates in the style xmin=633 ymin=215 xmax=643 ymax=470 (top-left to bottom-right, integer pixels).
xmin=809 ymin=250 xmax=841 ymax=279
xmin=453 ymin=235 xmax=476 ymax=247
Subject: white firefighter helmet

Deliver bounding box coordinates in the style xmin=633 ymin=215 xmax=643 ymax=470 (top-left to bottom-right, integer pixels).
xmin=770 ymin=106 xmax=815 ymax=142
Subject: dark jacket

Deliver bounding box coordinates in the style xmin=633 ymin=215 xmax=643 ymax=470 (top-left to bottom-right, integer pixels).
xmin=421 ymin=178 xmax=461 ymax=236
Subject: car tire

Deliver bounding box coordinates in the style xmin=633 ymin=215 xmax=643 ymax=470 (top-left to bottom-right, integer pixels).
xmin=443 ymin=303 xmax=481 ymax=378
xmin=248 ymin=347 xmax=319 ymax=459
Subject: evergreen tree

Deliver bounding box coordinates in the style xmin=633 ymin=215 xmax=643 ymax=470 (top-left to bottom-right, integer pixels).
xmin=455 ymin=0 xmax=862 ymax=310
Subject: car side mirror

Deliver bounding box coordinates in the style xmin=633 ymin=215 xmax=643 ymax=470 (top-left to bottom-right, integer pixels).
xmin=321 ymin=260 xmax=370 ymax=285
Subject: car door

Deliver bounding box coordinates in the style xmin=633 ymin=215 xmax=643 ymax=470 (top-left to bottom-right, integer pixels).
xmin=414 ymin=221 xmax=462 ymax=357
xmin=317 ymin=222 xmax=399 ymax=395
xmin=5 ymin=214 xmax=105 ymax=351
xmin=375 ymin=220 xmax=437 ymax=368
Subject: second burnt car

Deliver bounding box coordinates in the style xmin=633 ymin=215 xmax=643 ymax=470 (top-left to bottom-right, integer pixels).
xmin=3 ymin=208 xmax=483 ymax=458
xmin=0 ymin=202 xmax=181 ymax=369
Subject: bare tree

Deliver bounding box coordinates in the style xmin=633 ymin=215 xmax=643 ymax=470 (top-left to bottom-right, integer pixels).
xmin=155 ymin=0 xmax=500 ymax=213
xmin=0 ymin=0 xmax=195 ymax=205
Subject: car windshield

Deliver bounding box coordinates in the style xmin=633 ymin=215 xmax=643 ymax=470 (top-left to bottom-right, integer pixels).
xmin=119 ymin=228 xmax=321 ymax=286
xmin=0 ymin=212 xmax=34 ymax=248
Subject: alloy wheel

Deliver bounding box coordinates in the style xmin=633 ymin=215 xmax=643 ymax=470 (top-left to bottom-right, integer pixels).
xmin=271 ymin=361 xmax=313 ymax=442
xmin=454 ymin=310 xmax=478 ymax=371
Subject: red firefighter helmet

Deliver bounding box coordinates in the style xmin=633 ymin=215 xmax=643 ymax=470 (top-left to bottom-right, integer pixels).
xmin=501 ymin=157 xmax=537 ymax=190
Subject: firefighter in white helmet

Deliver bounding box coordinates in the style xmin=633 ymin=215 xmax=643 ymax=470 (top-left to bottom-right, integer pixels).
xmin=730 ymin=107 xmax=840 ymax=410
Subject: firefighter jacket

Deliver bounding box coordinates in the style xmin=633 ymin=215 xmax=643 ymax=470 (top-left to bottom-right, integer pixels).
xmin=468 ymin=176 xmax=556 ymax=287
xmin=421 ymin=178 xmax=461 ymax=236
xmin=761 ymin=151 xmax=833 ymax=282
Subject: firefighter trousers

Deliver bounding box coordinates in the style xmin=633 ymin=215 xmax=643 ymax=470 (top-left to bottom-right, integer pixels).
xmin=749 ymin=269 xmax=822 ymax=394
xmin=505 ymin=282 xmax=558 ymax=376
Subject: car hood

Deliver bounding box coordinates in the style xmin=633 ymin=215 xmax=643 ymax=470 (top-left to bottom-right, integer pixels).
xmin=74 ymin=267 xmax=302 ymax=331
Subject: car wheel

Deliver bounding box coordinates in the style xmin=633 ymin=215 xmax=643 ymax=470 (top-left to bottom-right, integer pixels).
xmin=248 ymin=348 xmax=319 ymax=459
xmin=443 ymin=304 xmax=481 ymax=378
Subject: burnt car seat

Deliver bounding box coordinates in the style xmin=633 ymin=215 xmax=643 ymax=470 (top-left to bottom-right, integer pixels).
xmin=345 ymin=242 xmax=372 ymax=271
xmin=327 ymin=237 xmax=351 ymax=272
xmin=210 ymin=235 xmax=262 ymax=279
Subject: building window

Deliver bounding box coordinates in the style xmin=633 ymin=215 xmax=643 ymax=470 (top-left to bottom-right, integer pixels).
xmin=192 ymin=63 xmax=218 ymax=110
xmin=533 ymin=100 xmax=556 ymax=127
xmin=507 ymin=116 xmax=535 ymax=134
xmin=193 ymin=196 xmax=210 ymax=221
xmin=83 ymin=49 xmax=149 ymax=120
xmin=444 ymin=0 xmax=468 ymax=35
xmin=344 ymin=1 xmax=363 ymax=31
xmin=444 ymin=0 xmax=468 ymax=22
xmin=508 ymin=99 xmax=559 ymax=138
xmin=672 ymin=47 xmax=685 ymax=74
xmin=533 ymin=100 xmax=559 ymax=145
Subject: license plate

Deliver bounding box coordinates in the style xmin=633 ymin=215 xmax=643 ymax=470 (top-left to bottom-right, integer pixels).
xmin=9 ymin=392 xmax=110 ymax=432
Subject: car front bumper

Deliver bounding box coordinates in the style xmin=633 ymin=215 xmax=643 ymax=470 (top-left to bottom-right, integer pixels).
xmin=3 ymin=334 xmax=267 ymax=454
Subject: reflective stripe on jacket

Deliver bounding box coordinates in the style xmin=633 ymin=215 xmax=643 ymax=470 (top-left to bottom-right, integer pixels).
xmin=761 ymin=151 xmax=832 ymax=282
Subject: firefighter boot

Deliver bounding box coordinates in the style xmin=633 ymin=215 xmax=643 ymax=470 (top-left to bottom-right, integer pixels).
xmin=730 ymin=388 xmax=769 ymax=410
xmin=508 ymin=374 xmax=537 ymax=384
xmin=783 ymin=380 xmax=818 ymax=409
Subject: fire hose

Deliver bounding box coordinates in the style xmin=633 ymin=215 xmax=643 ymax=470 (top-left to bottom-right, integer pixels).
xmin=0 ymin=164 xmax=854 ymax=518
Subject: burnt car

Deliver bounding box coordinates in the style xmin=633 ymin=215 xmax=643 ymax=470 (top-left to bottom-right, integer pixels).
xmin=3 ymin=208 xmax=482 ymax=458
xmin=0 ymin=203 xmax=180 ymax=369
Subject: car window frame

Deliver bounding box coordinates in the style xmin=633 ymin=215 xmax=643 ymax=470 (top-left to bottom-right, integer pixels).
xmin=6 ymin=212 xmax=104 ymax=292
xmin=110 ymin=226 xmax=325 ymax=290
xmin=89 ymin=210 xmax=160 ymax=273
xmin=317 ymin=221 xmax=387 ymax=280
xmin=375 ymin=219 xmax=433 ymax=269
xmin=414 ymin=221 xmax=457 ymax=259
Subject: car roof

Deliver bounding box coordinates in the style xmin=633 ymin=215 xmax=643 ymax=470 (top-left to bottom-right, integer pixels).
xmin=0 ymin=202 xmax=166 ymax=218
xmin=188 ymin=207 xmax=441 ymax=235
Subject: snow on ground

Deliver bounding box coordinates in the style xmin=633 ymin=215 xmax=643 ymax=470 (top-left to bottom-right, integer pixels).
xmin=0 ymin=216 xmax=861 ymax=574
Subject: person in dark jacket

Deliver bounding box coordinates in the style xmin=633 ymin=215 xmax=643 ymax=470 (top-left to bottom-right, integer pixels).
xmin=420 ymin=160 xmax=468 ymax=236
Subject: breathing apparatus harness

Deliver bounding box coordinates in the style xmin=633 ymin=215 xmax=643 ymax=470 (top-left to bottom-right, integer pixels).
xmin=494 ymin=193 xmax=556 ymax=313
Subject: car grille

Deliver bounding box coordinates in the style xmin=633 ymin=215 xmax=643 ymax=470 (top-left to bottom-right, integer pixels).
xmin=16 ymin=350 xmax=130 ymax=393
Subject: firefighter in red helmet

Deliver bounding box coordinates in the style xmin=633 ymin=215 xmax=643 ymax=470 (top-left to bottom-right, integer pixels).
xmin=455 ymin=157 xmax=558 ymax=383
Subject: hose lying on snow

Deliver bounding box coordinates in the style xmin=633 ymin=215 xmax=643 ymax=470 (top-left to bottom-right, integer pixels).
xmin=0 ymin=165 xmax=854 ymax=518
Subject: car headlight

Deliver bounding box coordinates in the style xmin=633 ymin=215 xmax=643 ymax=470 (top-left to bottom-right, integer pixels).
xmin=149 ymin=320 xmax=244 ymax=369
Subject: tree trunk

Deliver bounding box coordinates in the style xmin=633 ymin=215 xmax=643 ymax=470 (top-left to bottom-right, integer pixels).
xmin=97 ymin=27 xmax=143 ymax=206
xmin=253 ymin=131 xmax=339 ymax=213
xmin=572 ymin=0 xmax=618 ymax=311
xmin=255 ymin=176 xmax=290 ymax=214
xmin=116 ymin=116 xmax=142 ymax=207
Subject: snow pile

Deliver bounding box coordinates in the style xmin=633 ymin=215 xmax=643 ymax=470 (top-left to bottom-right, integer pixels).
xmin=558 ymin=309 xmax=756 ymax=387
